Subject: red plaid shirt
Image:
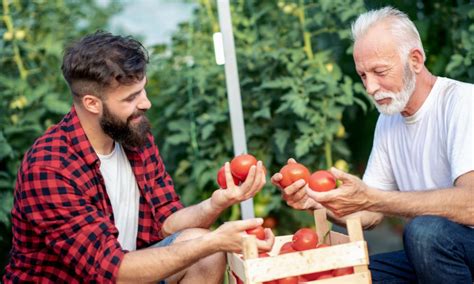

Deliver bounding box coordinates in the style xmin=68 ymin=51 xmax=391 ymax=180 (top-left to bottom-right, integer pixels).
xmin=4 ymin=106 xmax=184 ymax=283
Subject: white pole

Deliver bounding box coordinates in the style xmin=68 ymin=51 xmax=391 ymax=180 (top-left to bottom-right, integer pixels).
xmin=216 ymin=0 xmax=254 ymax=219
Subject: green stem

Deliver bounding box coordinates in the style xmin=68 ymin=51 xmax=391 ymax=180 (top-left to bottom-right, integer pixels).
xmin=298 ymin=1 xmax=333 ymax=168
xmin=2 ymin=0 xmax=28 ymax=80
xmin=203 ymin=0 xmax=219 ymax=33
xmin=297 ymin=0 xmax=313 ymax=60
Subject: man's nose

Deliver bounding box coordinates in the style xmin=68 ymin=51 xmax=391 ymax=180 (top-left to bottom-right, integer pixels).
xmin=138 ymin=93 xmax=152 ymax=110
xmin=365 ymin=75 xmax=380 ymax=96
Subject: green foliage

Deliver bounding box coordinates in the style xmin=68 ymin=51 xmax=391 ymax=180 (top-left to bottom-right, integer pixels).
xmin=148 ymin=0 xmax=367 ymax=232
xmin=0 ymin=0 xmax=121 ymax=275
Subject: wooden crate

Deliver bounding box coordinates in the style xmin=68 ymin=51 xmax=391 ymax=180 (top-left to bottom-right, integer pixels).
xmin=227 ymin=209 xmax=371 ymax=284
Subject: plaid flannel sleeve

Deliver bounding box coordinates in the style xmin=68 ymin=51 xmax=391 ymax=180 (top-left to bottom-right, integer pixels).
xmin=18 ymin=165 xmax=125 ymax=283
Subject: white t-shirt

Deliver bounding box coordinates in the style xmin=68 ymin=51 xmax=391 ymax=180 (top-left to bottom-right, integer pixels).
xmin=363 ymin=77 xmax=474 ymax=192
xmin=97 ymin=143 xmax=140 ymax=251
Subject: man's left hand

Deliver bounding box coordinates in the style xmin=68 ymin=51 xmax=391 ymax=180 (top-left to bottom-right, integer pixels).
xmin=306 ymin=167 xmax=376 ymax=217
xmin=210 ymin=161 xmax=266 ymax=210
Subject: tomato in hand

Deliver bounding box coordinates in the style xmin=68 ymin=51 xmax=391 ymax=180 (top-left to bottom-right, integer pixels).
xmin=246 ymin=225 xmax=266 ymax=240
xmin=308 ymin=170 xmax=337 ymax=192
xmin=279 ymin=163 xmax=311 ymax=188
xmin=216 ymin=166 xmax=241 ymax=189
xmin=292 ymin=228 xmax=318 ymax=251
xmin=230 ymin=154 xmax=258 ymax=181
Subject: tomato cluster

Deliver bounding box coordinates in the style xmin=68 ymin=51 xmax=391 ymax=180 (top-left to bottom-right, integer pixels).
xmin=278 ymin=163 xmax=337 ymax=192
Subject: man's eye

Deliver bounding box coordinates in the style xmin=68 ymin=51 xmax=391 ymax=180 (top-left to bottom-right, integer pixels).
xmin=375 ymin=70 xmax=387 ymax=76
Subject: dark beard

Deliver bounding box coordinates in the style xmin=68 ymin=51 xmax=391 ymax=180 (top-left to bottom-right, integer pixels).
xmin=100 ymin=103 xmax=151 ymax=148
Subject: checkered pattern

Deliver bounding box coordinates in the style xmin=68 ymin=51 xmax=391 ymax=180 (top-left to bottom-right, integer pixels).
xmin=4 ymin=106 xmax=184 ymax=283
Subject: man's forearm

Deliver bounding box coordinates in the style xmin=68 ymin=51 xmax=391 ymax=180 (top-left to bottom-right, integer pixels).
xmin=117 ymin=234 xmax=217 ymax=282
xmin=368 ymin=187 xmax=474 ymax=226
xmin=162 ymin=198 xmax=223 ymax=236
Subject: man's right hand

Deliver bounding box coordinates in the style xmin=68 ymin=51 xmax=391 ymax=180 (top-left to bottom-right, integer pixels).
xmin=210 ymin=218 xmax=275 ymax=253
xmin=271 ymin=158 xmax=322 ymax=210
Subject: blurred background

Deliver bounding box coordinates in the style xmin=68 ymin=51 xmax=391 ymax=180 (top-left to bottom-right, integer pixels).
xmin=1 ymin=0 xmax=473 ymax=278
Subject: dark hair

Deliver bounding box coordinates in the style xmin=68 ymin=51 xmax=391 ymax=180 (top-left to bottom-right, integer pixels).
xmin=61 ymin=31 xmax=149 ymax=99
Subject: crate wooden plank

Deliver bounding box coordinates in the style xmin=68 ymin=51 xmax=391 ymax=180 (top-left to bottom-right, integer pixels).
xmin=347 ymin=218 xmax=370 ymax=275
xmin=329 ymin=231 xmax=350 ymax=245
xmin=230 ymin=240 xmax=368 ymax=283
xmin=301 ymin=271 xmax=371 ymax=284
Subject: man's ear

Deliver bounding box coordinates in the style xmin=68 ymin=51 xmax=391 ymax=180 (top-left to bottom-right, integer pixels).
xmin=81 ymin=95 xmax=102 ymax=114
xmin=408 ymin=48 xmax=424 ymax=74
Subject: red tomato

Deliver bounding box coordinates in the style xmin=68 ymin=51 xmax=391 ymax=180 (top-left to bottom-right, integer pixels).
xmin=230 ymin=154 xmax=258 ymax=181
xmin=308 ymin=170 xmax=337 ymax=192
xmin=216 ymin=166 xmax=240 ymax=189
xmin=279 ymin=163 xmax=311 ymax=188
xmin=263 ymin=216 xmax=278 ymax=229
xmin=278 ymin=241 xmax=296 ymax=254
xmin=292 ymin=228 xmax=318 ymax=251
xmin=276 ymin=276 xmax=299 ymax=284
xmin=259 ymin=252 xmax=270 ymax=257
xmin=231 ymin=271 xmax=244 ymax=284
xmin=333 ymin=266 xmax=354 ymax=276
xmin=246 ymin=225 xmax=265 ymax=240
xmin=300 ymin=270 xmax=334 ymax=282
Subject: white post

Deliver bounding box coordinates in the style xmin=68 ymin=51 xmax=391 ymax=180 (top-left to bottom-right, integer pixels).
xmin=216 ymin=0 xmax=254 ymax=219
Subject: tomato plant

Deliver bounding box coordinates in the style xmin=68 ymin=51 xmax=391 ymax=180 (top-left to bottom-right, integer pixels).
xmin=216 ymin=166 xmax=240 ymax=189
xmin=279 ymin=163 xmax=311 ymax=188
xmin=230 ymin=154 xmax=258 ymax=181
xmin=292 ymin=228 xmax=318 ymax=251
xmin=308 ymin=170 xmax=337 ymax=192
xmin=246 ymin=225 xmax=265 ymax=240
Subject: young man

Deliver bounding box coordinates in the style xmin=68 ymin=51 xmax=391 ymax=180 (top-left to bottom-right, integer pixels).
xmin=4 ymin=31 xmax=273 ymax=283
xmin=273 ymin=6 xmax=474 ymax=284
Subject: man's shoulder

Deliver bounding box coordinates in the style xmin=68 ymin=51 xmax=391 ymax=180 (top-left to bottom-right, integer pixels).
xmin=437 ymin=77 xmax=473 ymax=98
xmin=23 ymin=122 xmax=81 ymax=171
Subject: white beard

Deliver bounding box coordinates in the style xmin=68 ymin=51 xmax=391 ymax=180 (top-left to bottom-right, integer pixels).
xmin=371 ymin=63 xmax=416 ymax=115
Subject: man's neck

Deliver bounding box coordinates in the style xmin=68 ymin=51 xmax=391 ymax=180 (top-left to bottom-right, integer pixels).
xmin=401 ymin=68 xmax=437 ymax=117
xmin=75 ymin=104 xmax=115 ymax=155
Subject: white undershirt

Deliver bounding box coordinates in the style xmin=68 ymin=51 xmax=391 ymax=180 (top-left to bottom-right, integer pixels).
xmin=363 ymin=77 xmax=474 ymax=192
xmin=97 ymin=143 xmax=140 ymax=251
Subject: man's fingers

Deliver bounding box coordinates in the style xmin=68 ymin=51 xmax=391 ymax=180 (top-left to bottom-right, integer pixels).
xmin=281 ymin=179 xmax=306 ymax=196
xmin=287 ymin=158 xmax=297 ymax=164
xmin=224 ymin=162 xmax=236 ymax=187
xmin=329 ymin=167 xmax=350 ymax=181
xmin=230 ymin=218 xmax=264 ymax=231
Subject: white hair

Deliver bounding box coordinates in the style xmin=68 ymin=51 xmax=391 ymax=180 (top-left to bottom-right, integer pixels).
xmin=351 ymin=6 xmax=425 ymax=62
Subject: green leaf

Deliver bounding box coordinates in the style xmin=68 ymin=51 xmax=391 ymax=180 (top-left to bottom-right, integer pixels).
xmin=274 ymin=129 xmax=290 ymax=153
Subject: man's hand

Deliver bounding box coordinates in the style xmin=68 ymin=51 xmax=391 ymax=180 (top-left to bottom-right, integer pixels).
xmin=210 ymin=218 xmax=275 ymax=253
xmin=306 ymin=167 xmax=375 ymax=217
xmin=271 ymin=158 xmax=322 ymax=210
xmin=210 ymin=161 xmax=266 ymax=210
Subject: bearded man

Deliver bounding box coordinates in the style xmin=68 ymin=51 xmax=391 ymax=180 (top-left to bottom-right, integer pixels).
xmin=273 ymin=6 xmax=474 ymax=284
xmin=4 ymin=31 xmax=273 ymax=283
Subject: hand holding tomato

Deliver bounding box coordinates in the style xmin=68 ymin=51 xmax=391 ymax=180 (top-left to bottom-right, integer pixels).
xmin=211 ymin=160 xmax=266 ymax=210
xmin=211 ymin=218 xmax=275 ymax=253
xmin=271 ymin=159 xmax=322 ymax=210
xmin=305 ymin=167 xmax=375 ymax=217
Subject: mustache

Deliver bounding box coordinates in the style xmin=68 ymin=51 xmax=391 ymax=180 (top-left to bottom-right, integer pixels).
xmin=128 ymin=110 xmax=147 ymax=121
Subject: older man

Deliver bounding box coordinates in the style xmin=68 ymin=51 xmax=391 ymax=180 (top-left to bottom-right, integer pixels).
xmin=273 ymin=6 xmax=474 ymax=284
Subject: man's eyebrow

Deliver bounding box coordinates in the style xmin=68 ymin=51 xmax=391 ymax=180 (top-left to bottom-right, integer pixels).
xmin=122 ymin=78 xmax=148 ymax=101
